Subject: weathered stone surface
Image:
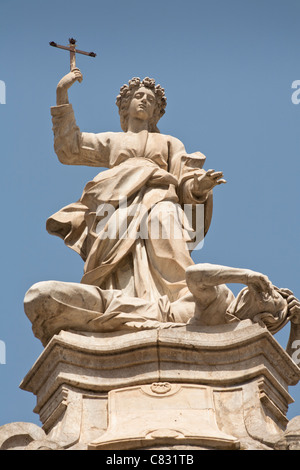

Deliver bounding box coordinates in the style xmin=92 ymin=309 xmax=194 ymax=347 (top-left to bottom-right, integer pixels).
xmin=16 ymin=322 xmax=300 ymax=450
xmin=274 ymin=415 xmax=300 ymax=450
xmin=88 ymin=383 xmax=240 ymax=450
xmin=0 ymin=422 xmax=47 ymax=450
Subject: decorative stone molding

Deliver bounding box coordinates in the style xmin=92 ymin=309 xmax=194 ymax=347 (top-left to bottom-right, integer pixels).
xmin=7 ymin=320 xmax=298 ymax=450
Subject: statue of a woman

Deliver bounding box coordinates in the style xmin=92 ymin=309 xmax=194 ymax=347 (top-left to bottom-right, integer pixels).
xmin=46 ymin=69 xmax=225 ymax=302
xmin=24 ymin=69 xmax=300 ymax=352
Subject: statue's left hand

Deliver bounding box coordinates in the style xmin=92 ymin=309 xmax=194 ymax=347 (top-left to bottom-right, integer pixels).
xmin=192 ymin=169 xmax=226 ymax=199
xmin=280 ymin=288 xmax=300 ymax=324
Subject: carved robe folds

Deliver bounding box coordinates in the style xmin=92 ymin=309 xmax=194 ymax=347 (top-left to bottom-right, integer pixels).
xmin=47 ymin=104 xmax=213 ymax=302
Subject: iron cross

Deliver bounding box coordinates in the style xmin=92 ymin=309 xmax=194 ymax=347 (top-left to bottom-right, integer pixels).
xmin=49 ymin=38 xmax=96 ymax=71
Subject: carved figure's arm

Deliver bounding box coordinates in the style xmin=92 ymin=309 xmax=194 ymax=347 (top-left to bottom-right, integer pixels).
xmin=51 ymin=69 xmax=111 ymax=167
xmin=168 ymin=137 xmax=225 ymax=205
xmin=186 ymin=263 xmax=274 ymax=294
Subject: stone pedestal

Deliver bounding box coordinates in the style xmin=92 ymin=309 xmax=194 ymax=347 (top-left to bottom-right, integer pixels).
xmin=15 ymin=320 xmax=300 ymax=450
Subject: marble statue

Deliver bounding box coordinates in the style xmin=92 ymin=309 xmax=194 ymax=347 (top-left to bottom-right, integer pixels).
xmin=24 ymin=68 xmax=300 ymax=355
xmin=1 ymin=58 xmax=299 ymax=451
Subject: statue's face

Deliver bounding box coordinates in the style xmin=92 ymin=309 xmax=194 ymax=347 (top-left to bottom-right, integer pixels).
xmin=254 ymin=288 xmax=287 ymax=317
xmin=128 ymin=87 xmax=156 ymax=122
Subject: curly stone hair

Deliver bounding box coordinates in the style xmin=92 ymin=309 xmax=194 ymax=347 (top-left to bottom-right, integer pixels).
xmin=116 ymin=77 xmax=167 ymax=133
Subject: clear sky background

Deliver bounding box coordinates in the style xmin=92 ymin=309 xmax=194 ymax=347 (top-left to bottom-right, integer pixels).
xmin=0 ymin=0 xmax=299 ymax=428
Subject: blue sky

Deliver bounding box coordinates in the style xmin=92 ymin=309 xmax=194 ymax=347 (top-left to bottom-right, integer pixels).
xmin=0 ymin=0 xmax=299 ymax=427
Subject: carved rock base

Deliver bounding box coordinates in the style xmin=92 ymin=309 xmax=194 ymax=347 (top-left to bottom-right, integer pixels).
xmin=1 ymin=320 xmax=300 ymax=450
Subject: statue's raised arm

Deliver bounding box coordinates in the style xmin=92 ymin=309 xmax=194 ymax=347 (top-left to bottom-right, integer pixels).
xmin=51 ymin=68 xmax=111 ymax=167
xmin=56 ymin=68 xmax=83 ymax=105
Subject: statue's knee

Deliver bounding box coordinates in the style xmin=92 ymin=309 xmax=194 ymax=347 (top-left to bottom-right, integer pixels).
xmin=24 ymin=281 xmax=63 ymax=319
xmin=24 ymin=281 xmax=61 ymax=301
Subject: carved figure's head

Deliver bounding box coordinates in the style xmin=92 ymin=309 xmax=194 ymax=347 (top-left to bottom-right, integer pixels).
xmin=226 ymin=286 xmax=288 ymax=334
xmin=116 ymin=77 xmax=167 ymax=133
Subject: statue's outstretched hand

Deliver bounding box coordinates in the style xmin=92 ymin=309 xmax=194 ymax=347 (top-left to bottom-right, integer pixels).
xmin=56 ymin=68 xmax=83 ymax=105
xmin=193 ymin=169 xmax=226 ymax=200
